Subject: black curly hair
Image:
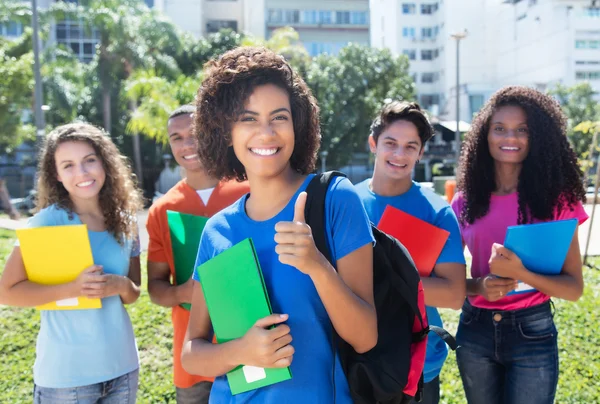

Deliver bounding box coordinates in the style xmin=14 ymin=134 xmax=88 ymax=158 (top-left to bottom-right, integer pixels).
xmin=194 ymin=46 xmax=320 ymax=181
xmin=458 ymin=85 xmax=586 ymax=225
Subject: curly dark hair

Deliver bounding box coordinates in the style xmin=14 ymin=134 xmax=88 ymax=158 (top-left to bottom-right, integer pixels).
xmin=36 ymin=123 xmax=144 ymax=243
xmin=370 ymin=101 xmax=434 ymax=146
xmin=458 ymin=85 xmax=586 ymax=225
xmin=194 ymin=46 xmax=320 ymax=181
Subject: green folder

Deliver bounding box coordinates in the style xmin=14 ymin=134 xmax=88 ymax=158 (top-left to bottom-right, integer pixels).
xmin=197 ymin=238 xmax=292 ymax=395
xmin=167 ymin=210 xmax=209 ymax=310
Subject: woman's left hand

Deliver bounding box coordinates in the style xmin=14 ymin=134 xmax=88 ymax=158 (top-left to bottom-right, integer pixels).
xmin=488 ymin=243 xmax=526 ymax=280
xmin=82 ymin=273 xmax=125 ymax=299
xmin=274 ymin=192 xmax=330 ymax=277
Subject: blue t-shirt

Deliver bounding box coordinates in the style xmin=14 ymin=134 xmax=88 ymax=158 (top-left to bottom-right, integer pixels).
xmin=355 ymin=180 xmax=465 ymax=383
xmin=23 ymin=205 xmax=140 ymax=388
xmin=193 ymin=175 xmax=374 ymax=403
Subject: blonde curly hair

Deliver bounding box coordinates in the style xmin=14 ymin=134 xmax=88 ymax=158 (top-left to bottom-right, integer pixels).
xmin=36 ymin=123 xmax=144 ymax=242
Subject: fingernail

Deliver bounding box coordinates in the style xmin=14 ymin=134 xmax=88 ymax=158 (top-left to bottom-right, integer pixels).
xmin=280 ymin=314 xmax=287 ymax=319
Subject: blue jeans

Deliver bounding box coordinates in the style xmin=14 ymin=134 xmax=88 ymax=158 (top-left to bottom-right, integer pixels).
xmin=456 ymin=300 xmax=558 ymax=404
xmin=33 ymin=368 xmax=139 ymax=404
xmin=410 ymin=376 xmax=440 ymax=404
xmin=176 ymin=381 xmax=212 ymax=404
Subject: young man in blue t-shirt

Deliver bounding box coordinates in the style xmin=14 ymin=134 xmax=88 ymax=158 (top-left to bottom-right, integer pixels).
xmin=355 ymin=101 xmax=466 ymax=404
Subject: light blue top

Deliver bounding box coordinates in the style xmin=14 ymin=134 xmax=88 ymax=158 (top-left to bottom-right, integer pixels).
xmin=355 ymin=180 xmax=465 ymax=383
xmin=23 ymin=205 xmax=140 ymax=388
xmin=194 ymin=175 xmax=374 ymax=404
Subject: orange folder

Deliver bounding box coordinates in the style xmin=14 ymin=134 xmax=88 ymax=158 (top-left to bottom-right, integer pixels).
xmin=377 ymin=206 xmax=450 ymax=277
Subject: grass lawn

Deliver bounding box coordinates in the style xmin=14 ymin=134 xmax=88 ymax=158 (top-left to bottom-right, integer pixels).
xmin=0 ymin=227 xmax=598 ymax=403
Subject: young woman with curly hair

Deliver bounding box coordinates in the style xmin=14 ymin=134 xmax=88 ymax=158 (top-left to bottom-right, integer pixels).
xmin=0 ymin=123 xmax=144 ymax=403
xmin=181 ymin=47 xmax=377 ymax=403
xmin=450 ymin=86 xmax=588 ymax=404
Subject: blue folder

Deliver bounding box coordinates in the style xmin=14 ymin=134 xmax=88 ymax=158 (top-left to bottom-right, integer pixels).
xmin=504 ymin=218 xmax=578 ymax=294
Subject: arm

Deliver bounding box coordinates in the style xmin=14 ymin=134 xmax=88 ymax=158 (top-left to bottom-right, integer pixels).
xmin=490 ymin=230 xmax=584 ymax=301
xmin=118 ymin=256 xmax=141 ymax=304
xmin=147 ymin=260 xmax=193 ymax=307
xmin=422 ymin=263 xmax=466 ymax=309
xmin=274 ymin=192 xmax=377 ymax=354
xmin=181 ymin=281 xmax=293 ymax=377
xmin=0 ymin=247 xmax=79 ymax=306
xmin=309 ymin=243 xmax=377 ymax=353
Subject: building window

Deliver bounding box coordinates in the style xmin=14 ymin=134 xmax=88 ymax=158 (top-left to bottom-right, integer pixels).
xmin=420 ymin=94 xmax=440 ymax=109
xmin=206 ymin=20 xmax=238 ymax=33
xmin=319 ymin=10 xmax=332 ymax=24
xmin=336 ymin=11 xmax=350 ymax=24
xmin=1 ymin=21 xmax=24 ymax=37
xmin=422 ymin=27 xmax=434 ymax=39
xmin=576 ymin=60 xmax=600 ymax=65
xmin=144 ymin=0 xmax=154 ymax=7
xmin=268 ymin=9 xmax=282 ymax=23
xmin=55 ymin=20 xmax=99 ymax=63
xmin=350 ymin=11 xmax=368 ymax=25
xmin=575 ymin=39 xmax=600 ymax=49
xmin=282 ymin=10 xmax=300 ymax=24
xmin=421 ymin=72 xmax=439 ymax=83
xmin=421 ymin=49 xmax=436 ymax=60
xmin=584 ymin=8 xmax=600 ymax=17
xmin=576 ymin=71 xmax=600 ymax=80
xmin=303 ymin=10 xmax=318 ymax=24
xmin=469 ymin=94 xmax=485 ymax=116
xmin=402 ymin=3 xmax=416 ymax=14
xmin=305 ymin=41 xmax=347 ymax=56
xmin=421 ymin=4 xmax=438 ymax=14
xmin=402 ymin=27 xmax=416 ymax=38
xmin=403 ymin=49 xmax=416 ymax=60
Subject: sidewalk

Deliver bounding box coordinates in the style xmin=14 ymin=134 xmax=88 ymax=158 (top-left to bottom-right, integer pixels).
xmin=1 ymin=205 xmax=599 ymax=256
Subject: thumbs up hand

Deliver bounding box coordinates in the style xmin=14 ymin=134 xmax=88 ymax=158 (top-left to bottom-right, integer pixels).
xmin=274 ymin=192 xmax=328 ymax=276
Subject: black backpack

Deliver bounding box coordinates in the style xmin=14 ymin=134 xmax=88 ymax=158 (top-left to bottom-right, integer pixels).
xmin=305 ymin=171 xmax=457 ymax=404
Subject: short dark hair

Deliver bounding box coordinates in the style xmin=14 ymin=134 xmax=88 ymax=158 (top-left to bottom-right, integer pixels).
xmin=370 ymin=101 xmax=434 ymax=146
xmin=168 ymin=104 xmax=195 ymax=121
xmin=194 ymin=46 xmax=321 ymax=182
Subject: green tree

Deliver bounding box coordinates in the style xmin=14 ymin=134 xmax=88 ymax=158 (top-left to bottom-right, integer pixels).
xmin=305 ymin=44 xmax=416 ymax=168
xmin=0 ymin=33 xmax=34 ymax=153
xmin=549 ymin=83 xmax=600 ymax=159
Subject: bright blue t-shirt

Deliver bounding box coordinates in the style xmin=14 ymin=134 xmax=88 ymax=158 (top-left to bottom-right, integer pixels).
xmin=193 ymin=175 xmax=374 ymax=404
xmin=355 ymin=180 xmax=465 ymax=383
xmin=23 ymin=205 xmax=140 ymax=388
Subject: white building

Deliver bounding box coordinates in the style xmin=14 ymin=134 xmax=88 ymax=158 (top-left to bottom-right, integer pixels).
xmin=152 ymin=0 xmax=266 ymax=39
xmin=370 ymin=0 xmax=600 ymax=123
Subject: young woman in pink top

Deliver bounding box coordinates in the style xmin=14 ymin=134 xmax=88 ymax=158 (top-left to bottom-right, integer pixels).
xmin=450 ymin=86 xmax=588 ymax=404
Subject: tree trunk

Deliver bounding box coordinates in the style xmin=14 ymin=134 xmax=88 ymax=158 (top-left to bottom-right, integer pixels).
xmin=102 ymin=85 xmax=111 ymax=134
xmin=129 ymin=100 xmax=144 ymax=186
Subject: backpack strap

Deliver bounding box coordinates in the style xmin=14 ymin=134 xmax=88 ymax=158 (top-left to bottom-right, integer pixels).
xmin=429 ymin=325 xmax=458 ymax=351
xmin=304 ymin=171 xmax=346 ymax=263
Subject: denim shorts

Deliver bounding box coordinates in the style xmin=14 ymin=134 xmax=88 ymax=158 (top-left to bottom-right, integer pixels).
xmin=455 ymin=300 xmax=558 ymax=404
xmin=33 ymin=368 xmax=139 ymax=404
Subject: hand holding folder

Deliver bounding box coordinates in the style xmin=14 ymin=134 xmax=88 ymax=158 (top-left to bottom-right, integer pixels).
xmin=197 ymin=238 xmax=292 ymax=394
xmin=167 ymin=210 xmax=209 ymax=310
xmin=377 ymin=206 xmax=450 ymax=277
xmin=501 ymin=219 xmax=578 ymax=295
xmin=16 ymin=224 xmax=101 ymax=310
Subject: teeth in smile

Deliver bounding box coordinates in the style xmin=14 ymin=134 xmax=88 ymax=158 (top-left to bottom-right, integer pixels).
xmin=501 ymin=147 xmax=519 ymax=151
xmin=183 ymin=154 xmax=198 ymax=160
xmin=77 ymin=180 xmax=94 ymax=187
xmin=251 ymin=148 xmax=278 ymax=156
xmin=388 ymin=161 xmax=406 ymax=167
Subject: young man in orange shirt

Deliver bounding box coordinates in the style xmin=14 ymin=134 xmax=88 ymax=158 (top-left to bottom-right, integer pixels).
xmin=146 ymin=105 xmax=249 ymax=403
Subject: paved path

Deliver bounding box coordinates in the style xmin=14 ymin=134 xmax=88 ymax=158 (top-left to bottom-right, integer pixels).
xmin=1 ymin=205 xmax=599 ymax=257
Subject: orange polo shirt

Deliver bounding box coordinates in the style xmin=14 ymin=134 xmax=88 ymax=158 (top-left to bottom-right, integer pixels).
xmin=146 ymin=179 xmax=249 ymax=388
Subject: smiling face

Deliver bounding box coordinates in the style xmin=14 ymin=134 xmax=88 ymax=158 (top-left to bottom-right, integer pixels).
xmin=55 ymin=141 xmax=106 ymax=203
xmin=369 ymin=120 xmax=424 ymax=182
xmin=168 ymin=113 xmax=202 ymax=172
xmin=487 ymin=105 xmax=530 ymax=165
xmin=230 ymin=83 xmax=295 ymax=181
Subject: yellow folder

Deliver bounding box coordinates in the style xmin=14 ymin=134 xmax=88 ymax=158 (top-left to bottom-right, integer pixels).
xmin=16 ymin=224 xmax=102 ymax=310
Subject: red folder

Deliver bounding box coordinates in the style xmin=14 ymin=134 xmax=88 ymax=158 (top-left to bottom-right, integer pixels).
xmin=377 ymin=205 xmax=450 ymax=277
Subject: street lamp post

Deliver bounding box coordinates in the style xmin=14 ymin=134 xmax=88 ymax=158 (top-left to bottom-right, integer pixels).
xmin=320 ymin=151 xmax=328 ymax=173
xmin=32 ymin=0 xmax=45 ymax=144
xmin=450 ymin=30 xmax=467 ymax=172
